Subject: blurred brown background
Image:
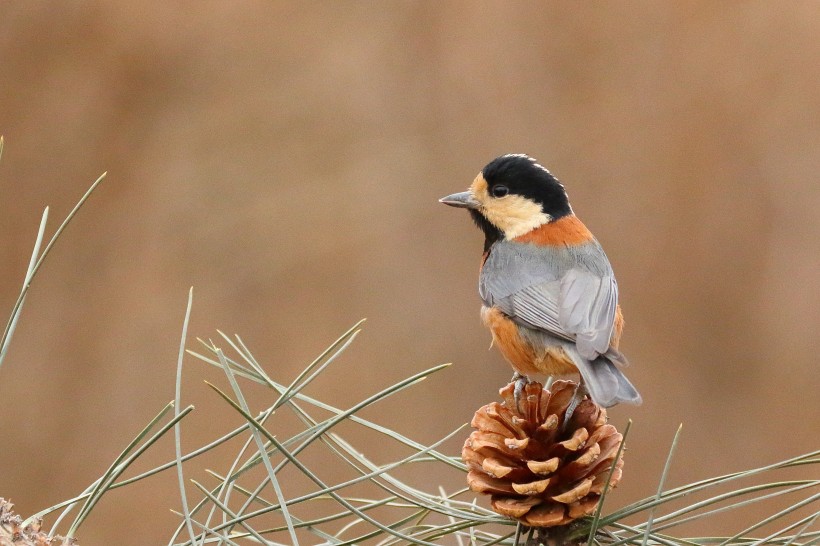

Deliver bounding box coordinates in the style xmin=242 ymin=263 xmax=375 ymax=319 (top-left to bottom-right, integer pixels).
xmin=1 ymin=2 xmax=818 ymax=544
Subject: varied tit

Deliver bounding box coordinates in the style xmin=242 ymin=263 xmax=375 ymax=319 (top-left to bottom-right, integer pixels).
xmin=440 ymin=154 xmax=641 ymax=408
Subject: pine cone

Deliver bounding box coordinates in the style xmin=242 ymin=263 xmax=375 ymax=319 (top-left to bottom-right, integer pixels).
xmin=0 ymin=498 xmax=76 ymax=546
xmin=462 ymin=380 xmax=624 ymax=528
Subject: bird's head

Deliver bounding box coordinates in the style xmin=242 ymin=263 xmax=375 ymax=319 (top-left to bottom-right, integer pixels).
xmin=440 ymin=154 xmax=572 ymax=248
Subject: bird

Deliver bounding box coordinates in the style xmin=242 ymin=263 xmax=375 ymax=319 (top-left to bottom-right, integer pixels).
xmin=439 ymin=154 xmax=641 ymax=408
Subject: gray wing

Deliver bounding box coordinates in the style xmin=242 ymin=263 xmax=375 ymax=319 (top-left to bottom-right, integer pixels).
xmin=479 ymin=239 xmax=618 ymax=360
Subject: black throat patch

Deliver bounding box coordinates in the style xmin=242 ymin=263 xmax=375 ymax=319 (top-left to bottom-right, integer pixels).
xmin=469 ymin=209 xmax=503 ymax=253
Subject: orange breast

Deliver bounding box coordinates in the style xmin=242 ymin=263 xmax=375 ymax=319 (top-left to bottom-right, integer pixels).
xmin=481 ymin=306 xmax=579 ymax=377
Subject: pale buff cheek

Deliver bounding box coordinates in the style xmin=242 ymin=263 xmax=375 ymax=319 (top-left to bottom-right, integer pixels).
xmin=470 ymin=174 xmax=490 ymax=201
xmin=469 ymin=174 xmax=550 ymax=238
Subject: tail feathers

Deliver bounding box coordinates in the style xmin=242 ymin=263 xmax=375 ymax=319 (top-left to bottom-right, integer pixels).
xmin=571 ymin=352 xmax=642 ymax=408
xmin=604 ymin=346 xmax=629 ymax=367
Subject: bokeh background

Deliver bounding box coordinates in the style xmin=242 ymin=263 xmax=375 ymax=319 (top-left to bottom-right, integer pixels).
xmin=1 ymin=2 xmax=818 ymax=544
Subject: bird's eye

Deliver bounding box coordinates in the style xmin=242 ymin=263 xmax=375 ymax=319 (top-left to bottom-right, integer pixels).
xmin=491 ymin=185 xmax=509 ymax=198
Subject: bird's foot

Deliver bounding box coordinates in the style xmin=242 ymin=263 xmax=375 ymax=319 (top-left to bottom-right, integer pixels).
xmin=562 ymin=382 xmax=589 ymax=432
xmin=511 ymin=372 xmax=529 ymax=413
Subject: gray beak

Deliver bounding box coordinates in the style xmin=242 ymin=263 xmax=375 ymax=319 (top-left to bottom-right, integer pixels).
xmin=439 ymin=191 xmax=480 ymax=209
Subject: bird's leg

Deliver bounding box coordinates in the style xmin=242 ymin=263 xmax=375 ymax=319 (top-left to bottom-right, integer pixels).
xmin=511 ymin=372 xmax=529 ymax=412
xmin=562 ymin=382 xmax=589 ymax=432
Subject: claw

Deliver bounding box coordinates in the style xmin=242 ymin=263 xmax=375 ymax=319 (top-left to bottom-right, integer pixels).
xmin=512 ymin=372 xmax=529 ymax=413
xmin=562 ymin=382 xmax=588 ymax=432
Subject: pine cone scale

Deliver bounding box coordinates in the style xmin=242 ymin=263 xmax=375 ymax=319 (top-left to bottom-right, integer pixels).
xmin=491 ymin=495 xmax=542 ymax=518
xmin=527 ymin=456 xmax=560 ymax=476
xmin=511 ymin=477 xmax=552 ymax=495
